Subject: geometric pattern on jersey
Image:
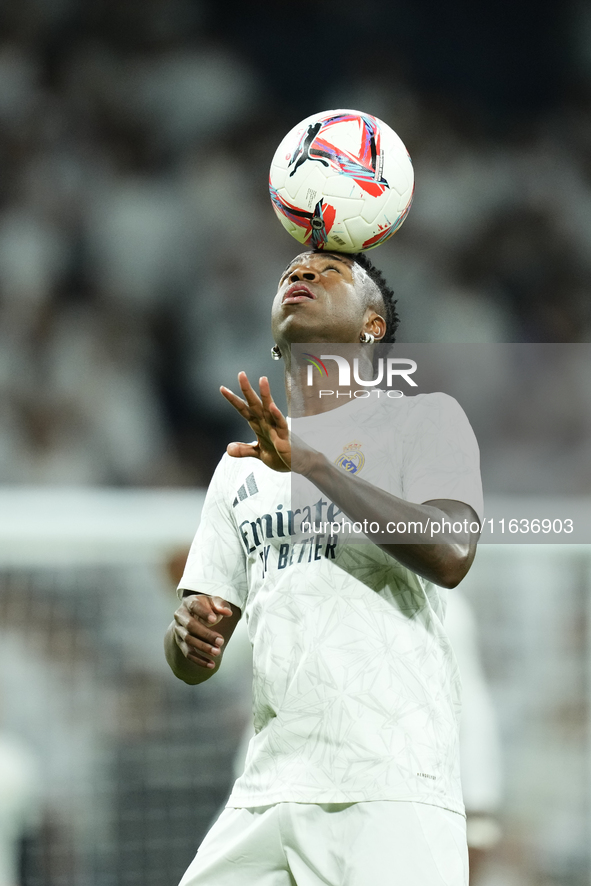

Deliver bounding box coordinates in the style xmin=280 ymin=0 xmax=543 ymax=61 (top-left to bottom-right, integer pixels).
xmin=233 ymin=472 xmax=259 ymax=508
xmin=179 ymin=393 xmax=483 ymax=814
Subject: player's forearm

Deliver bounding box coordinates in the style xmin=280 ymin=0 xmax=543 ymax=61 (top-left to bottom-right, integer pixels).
xmin=164 ymin=622 xmax=216 ymax=685
xmin=302 ymin=453 xmax=476 ymax=588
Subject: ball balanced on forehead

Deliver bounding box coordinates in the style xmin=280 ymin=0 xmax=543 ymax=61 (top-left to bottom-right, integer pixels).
xmin=269 ymin=109 xmax=414 ymax=254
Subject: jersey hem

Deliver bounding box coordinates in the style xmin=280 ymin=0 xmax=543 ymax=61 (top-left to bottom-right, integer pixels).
xmin=225 ymin=793 xmax=465 ymax=818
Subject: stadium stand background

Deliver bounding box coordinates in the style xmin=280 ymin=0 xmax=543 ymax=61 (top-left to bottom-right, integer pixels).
xmin=0 ymin=0 xmax=590 ymax=485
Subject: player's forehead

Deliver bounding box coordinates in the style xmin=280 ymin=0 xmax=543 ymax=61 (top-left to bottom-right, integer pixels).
xmin=280 ymin=251 xmax=356 ymax=276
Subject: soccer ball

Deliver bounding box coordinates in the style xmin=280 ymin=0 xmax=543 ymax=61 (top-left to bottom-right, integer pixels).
xmin=269 ymin=109 xmax=414 ymax=253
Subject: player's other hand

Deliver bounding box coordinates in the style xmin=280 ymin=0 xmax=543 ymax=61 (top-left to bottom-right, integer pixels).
xmin=173 ymin=594 xmax=232 ymax=669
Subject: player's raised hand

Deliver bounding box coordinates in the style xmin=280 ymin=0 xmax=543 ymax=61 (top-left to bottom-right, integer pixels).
xmin=220 ymin=372 xmax=291 ymax=472
xmin=173 ymin=594 xmax=232 ymax=669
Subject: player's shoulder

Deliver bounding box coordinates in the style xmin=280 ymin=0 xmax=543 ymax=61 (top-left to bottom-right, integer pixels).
xmin=212 ymin=451 xmax=278 ymax=500
xmin=349 ymin=391 xmax=465 ymax=434
xmin=405 ymin=390 xmax=461 ymax=408
xmin=214 ymin=450 xmax=259 ymax=484
xmin=395 ymin=392 xmax=475 ymax=444
xmin=402 ymin=391 xmax=467 ymax=421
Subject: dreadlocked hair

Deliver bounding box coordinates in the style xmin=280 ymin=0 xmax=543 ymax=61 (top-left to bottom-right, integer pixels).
xmin=351 ymin=251 xmax=400 ymax=344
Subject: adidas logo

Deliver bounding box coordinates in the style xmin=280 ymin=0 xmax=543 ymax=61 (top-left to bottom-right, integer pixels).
xmin=232 ymin=472 xmax=259 ymax=507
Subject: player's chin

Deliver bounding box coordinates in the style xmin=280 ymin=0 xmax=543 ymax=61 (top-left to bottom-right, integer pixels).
xmin=272 ymin=309 xmax=318 ymax=338
xmin=274 ymin=311 xmax=326 ymax=342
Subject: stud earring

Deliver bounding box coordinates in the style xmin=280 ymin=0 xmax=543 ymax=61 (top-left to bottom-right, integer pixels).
xmin=271 ymin=344 xmax=282 ymax=360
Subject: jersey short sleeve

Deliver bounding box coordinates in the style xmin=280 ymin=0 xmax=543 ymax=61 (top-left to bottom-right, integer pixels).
xmin=178 ymin=455 xmax=249 ymax=611
xmin=400 ymin=393 xmax=484 ymax=521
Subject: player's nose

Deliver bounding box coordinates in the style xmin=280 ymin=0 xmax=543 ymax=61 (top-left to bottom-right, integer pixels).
xmin=288 ymin=266 xmax=319 ymax=283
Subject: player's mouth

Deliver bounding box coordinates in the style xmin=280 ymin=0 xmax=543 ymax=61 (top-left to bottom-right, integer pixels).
xmin=282 ymin=283 xmax=317 ymax=304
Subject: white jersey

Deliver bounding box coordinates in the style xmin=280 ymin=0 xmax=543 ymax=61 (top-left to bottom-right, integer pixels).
xmin=180 ymin=393 xmax=483 ymax=815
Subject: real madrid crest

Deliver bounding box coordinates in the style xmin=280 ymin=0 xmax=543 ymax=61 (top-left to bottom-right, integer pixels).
xmin=335 ymin=441 xmax=365 ymax=474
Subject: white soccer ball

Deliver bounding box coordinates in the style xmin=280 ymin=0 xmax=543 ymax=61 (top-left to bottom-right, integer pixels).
xmin=269 ymin=109 xmax=414 ymax=253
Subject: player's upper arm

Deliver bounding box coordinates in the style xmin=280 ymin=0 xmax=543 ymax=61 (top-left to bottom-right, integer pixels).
xmin=179 ymin=455 xmax=249 ymax=612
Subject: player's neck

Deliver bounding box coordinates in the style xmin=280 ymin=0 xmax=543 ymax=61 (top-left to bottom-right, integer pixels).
xmin=285 ymin=355 xmax=374 ymax=417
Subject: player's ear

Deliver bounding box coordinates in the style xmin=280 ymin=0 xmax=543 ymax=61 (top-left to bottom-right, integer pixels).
xmin=363 ymin=311 xmax=386 ymax=342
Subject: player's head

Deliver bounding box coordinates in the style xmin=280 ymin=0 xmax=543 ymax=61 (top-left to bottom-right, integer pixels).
xmin=271 ymin=250 xmax=399 ymax=355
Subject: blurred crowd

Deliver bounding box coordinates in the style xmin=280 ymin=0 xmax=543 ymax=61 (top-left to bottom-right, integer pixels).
xmin=0 ymin=558 xmax=253 ymax=885
xmin=0 ymin=0 xmax=590 ymax=486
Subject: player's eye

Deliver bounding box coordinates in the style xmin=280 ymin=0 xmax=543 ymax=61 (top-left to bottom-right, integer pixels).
xmin=322 ymin=265 xmax=341 ymax=274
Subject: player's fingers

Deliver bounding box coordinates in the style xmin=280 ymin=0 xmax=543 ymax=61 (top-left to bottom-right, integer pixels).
xmin=238 ymin=371 xmax=263 ymax=412
xmin=187 ymin=651 xmax=216 ymax=669
xmin=182 ymin=595 xmax=226 ymax=630
xmin=175 ymin=620 xmax=222 ymax=654
xmin=269 ymin=400 xmax=288 ymax=429
xmin=220 ymin=386 xmax=251 ymax=419
xmin=268 ymin=426 xmax=291 ymax=455
xmin=174 ymin=610 xmax=225 ymax=645
xmin=258 ymin=376 xmax=281 ymax=426
xmin=227 ymin=441 xmax=260 ymax=459
xmin=183 ymin=594 xmax=216 ymax=620
xmin=183 ymin=631 xmax=223 ymax=658
xmin=258 ymin=375 xmax=273 ymax=412
xmin=258 ymin=378 xmax=287 ymax=428
xmin=173 ymin=625 xmax=216 ymax=669
xmin=210 ymin=596 xmax=233 ymax=616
